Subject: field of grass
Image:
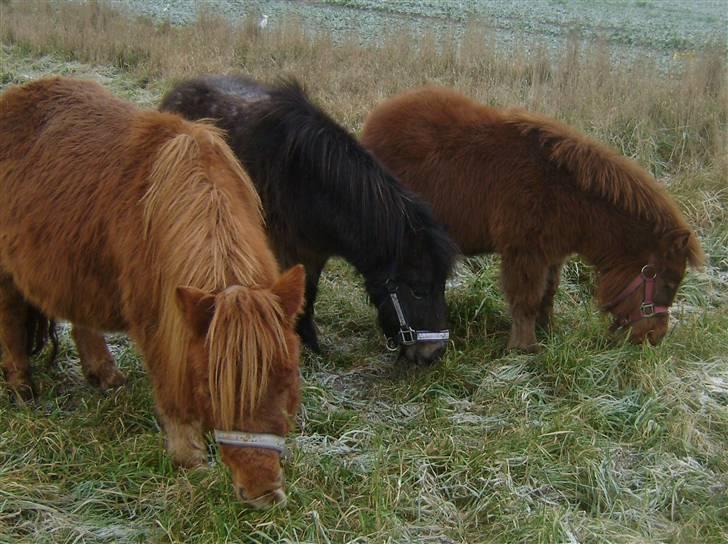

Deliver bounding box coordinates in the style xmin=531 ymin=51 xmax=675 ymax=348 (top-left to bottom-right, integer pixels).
xmin=117 ymin=0 xmax=727 ymax=66
xmin=1 ymin=1 xmax=727 ymax=542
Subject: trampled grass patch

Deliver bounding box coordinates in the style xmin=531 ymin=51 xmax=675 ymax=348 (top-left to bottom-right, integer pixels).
xmin=1 ymin=2 xmax=727 ymax=542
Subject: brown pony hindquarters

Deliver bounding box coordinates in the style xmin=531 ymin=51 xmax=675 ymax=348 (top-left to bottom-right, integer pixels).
xmin=362 ymin=87 xmax=703 ymax=350
xmin=0 ymin=79 xmax=138 ymax=396
xmin=0 ymin=78 xmax=305 ymax=508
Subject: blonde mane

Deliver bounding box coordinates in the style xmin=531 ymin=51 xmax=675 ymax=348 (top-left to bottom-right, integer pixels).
xmin=208 ymin=287 xmax=288 ymax=429
xmin=505 ymin=110 xmax=704 ymax=267
xmin=142 ymin=122 xmax=284 ymax=427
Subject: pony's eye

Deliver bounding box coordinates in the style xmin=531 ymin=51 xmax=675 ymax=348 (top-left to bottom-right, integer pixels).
xmin=408 ymin=285 xmax=427 ymax=300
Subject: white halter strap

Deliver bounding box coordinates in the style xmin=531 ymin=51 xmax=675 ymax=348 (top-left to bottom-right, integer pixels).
xmin=213 ymin=430 xmax=288 ymax=457
xmin=387 ymin=291 xmax=450 ymax=347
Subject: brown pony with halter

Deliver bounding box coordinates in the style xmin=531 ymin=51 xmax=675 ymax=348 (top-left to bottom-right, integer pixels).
xmin=0 ymin=77 xmax=305 ymax=509
xmin=362 ymin=87 xmax=704 ymax=350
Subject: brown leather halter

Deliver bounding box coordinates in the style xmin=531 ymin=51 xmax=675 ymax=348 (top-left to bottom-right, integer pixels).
xmin=602 ymin=264 xmax=670 ymax=329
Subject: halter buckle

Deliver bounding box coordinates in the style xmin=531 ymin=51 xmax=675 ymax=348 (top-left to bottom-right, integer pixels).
xmin=640 ymin=302 xmax=656 ymax=317
xmin=398 ymin=327 xmax=417 ymax=346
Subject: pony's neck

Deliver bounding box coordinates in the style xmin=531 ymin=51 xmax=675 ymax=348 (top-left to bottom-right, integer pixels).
xmin=345 ymin=242 xmax=400 ymax=282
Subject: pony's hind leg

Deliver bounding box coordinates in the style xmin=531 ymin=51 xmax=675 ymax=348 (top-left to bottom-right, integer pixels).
xmin=71 ymin=325 xmax=126 ymax=389
xmin=0 ymin=276 xmax=35 ymax=401
xmin=500 ymin=252 xmax=549 ymax=352
xmin=536 ymin=262 xmax=563 ymax=331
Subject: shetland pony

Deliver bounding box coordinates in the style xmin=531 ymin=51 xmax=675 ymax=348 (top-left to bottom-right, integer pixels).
xmin=0 ymin=78 xmax=305 ymax=509
xmin=160 ymin=76 xmax=457 ymax=365
xmin=362 ymin=87 xmax=704 ymax=349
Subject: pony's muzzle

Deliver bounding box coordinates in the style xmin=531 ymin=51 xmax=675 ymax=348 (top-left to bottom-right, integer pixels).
xmin=402 ymin=340 xmax=446 ymax=365
xmin=628 ymin=314 xmax=669 ymax=345
xmin=235 ymin=485 xmax=287 ymax=510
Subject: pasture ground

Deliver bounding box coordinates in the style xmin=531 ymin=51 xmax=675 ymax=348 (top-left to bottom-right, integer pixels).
xmin=0 ymin=1 xmax=727 ymax=542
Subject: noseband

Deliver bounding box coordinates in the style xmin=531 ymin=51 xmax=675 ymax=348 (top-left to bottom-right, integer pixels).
xmin=382 ymin=280 xmax=449 ymax=351
xmin=602 ymin=264 xmax=670 ymax=329
xmin=214 ymin=430 xmax=288 ymax=459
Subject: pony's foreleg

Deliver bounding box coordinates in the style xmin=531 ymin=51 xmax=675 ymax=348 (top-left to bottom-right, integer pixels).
xmin=156 ymin=410 xmax=207 ymax=468
xmin=536 ymin=262 xmax=563 ymax=331
xmin=0 ymin=277 xmax=35 ymax=401
xmin=296 ymin=258 xmax=327 ymax=353
xmin=501 ymin=252 xmax=549 ymax=352
xmin=71 ymin=325 xmax=126 ymax=390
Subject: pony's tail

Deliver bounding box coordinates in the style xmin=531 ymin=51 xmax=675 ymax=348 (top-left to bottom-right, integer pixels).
xmin=25 ymin=306 xmax=59 ymax=365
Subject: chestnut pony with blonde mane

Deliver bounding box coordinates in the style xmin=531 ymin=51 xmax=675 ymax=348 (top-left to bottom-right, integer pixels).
xmin=0 ymin=78 xmax=305 ymax=509
xmin=362 ymin=87 xmax=703 ymax=349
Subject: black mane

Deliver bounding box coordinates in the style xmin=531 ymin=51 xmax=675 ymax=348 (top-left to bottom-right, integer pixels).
xmin=162 ymin=75 xmax=456 ymax=282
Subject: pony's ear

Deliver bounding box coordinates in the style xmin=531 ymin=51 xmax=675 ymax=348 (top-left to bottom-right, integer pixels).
xmin=272 ymin=264 xmax=306 ymax=322
xmin=176 ymin=286 xmax=216 ymax=337
xmin=667 ymin=229 xmax=691 ymax=253
xmin=662 ymin=228 xmax=705 ymax=270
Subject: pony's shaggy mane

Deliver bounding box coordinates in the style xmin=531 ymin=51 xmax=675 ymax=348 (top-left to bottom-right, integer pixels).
xmin=142 ymin=123 xmax=284 ymax=427
xmin=504 ymin=110 xmax=704 ymax=268
xmin=207 ymin=286 xmax=288 ymax=429
xmin=253 ymin=78 xmax=457 ymax=277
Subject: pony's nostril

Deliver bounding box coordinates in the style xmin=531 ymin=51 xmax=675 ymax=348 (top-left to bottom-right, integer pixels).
xmin=271 ymin=488 xmax=287 ymax=508
xmin=418 ymin=342 xmax=446 ymax=364
xmin=240 ymin=487 xmax=287 ymax=510
xmin=430 ymin=344 xmax=446 ymax=361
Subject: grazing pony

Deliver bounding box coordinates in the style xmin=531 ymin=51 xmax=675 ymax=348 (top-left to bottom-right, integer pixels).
xmin=362 ymin=87 xmax=704 ymax=349
xmin=160 ymin=76 xmax=457 ymax=365
xmin=0 ymin=78 xmax=305 ymax=509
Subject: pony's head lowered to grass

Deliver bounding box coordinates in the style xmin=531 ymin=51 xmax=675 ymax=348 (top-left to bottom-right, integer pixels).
xmin=142 ymin=126 xmax=306 ymax=508
xmin=598 ymin=228 xmax=704 ymax=345
xmin=176 ymin=266 xmax=305 ymax=508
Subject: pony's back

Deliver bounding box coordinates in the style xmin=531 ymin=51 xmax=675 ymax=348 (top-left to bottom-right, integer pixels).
xmin=0 ymin=77 xmax=273 ymax=328
xmin=362 ymin=86 xmax=702 ymax=266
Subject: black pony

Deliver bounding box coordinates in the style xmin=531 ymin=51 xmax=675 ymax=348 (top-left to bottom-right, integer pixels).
xmin=160 ymin=76 xmax=457 ymax=364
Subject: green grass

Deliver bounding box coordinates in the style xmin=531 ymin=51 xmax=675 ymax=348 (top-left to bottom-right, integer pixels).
xmin=1 ymin=40 xmax=727 ymax=544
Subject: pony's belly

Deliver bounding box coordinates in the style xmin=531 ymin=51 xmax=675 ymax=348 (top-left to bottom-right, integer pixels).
xmin=3 ymin=254 xmax=127 ymax=332
xmin=448 ymin=223 xmax=494 ymax=256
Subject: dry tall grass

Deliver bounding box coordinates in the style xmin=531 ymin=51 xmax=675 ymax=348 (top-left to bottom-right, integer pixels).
xmin=1 ymin=0 xmax=725 ymax=181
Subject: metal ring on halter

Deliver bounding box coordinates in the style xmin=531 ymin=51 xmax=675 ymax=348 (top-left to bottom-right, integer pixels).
xmin=641 ymin=264 xmax=657 ymax=279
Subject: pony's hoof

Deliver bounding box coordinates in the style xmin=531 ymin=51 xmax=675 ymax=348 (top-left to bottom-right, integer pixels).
xmin=507 ymin=342 xmax=543 ymax=354
xmin=300 ymin=332 xmax=322 ymax=354
xmin=7 ymin=381 xmax=36 ymax=404
xmin=100 ymin=367 xmax=127 ymax=389
xmin=85 ymin=365 xmax=127 ymax=390
xmin=304 ymin=340 xmax=322 ymax=354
